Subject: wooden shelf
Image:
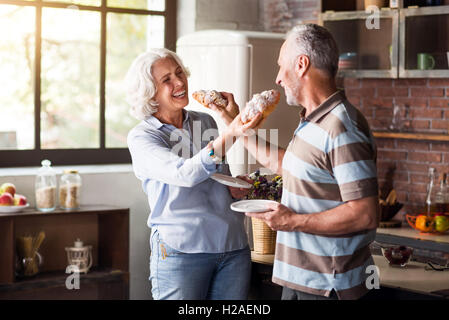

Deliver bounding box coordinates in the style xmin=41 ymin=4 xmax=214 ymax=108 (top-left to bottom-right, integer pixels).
xmin=0 ymin=268 xmax=128 ymax=299
xmin=373 ymin=131 xmax=449 ymax=141
xmin=0 ymin=205 xmax=130 ymax=299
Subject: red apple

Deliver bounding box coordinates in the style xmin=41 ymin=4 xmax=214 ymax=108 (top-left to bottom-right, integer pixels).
xmin=14 ymin=194 xmax=27 ymax=206
xmin=0 ymin=183 xmax=16 ymax=197
xmin=0 ymin=192 xmax=14 ymax=206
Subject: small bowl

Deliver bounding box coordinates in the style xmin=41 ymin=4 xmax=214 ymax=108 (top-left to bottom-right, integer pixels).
xmin=380 ymin=244 xmax=413 ymax=267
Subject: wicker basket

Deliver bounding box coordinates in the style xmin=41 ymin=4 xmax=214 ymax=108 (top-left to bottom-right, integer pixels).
xmin=251 ymin=218 xmax=276 ymax=254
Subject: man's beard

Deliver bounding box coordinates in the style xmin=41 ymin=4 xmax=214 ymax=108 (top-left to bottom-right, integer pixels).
xmin=284 ymin=84 xmax=301 ymax=106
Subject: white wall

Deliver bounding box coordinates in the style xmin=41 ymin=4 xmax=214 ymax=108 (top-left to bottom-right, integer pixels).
xmin=177 ymin=0 xmax=264 ymax=39
xmin=0 ymin=165 xmax=151 ymax=300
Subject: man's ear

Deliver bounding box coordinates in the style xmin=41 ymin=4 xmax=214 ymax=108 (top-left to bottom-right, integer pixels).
xmin=295 ymin=55 xmax=310 ymax=78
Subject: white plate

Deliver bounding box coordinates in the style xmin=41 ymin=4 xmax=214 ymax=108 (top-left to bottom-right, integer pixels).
xmin=0 ymin=203 xmax=30 ymax=213
xmin=211 ymin=173 xmax=252 ymax=189
xmin=230 ymin=200 xmax=278 ymax=213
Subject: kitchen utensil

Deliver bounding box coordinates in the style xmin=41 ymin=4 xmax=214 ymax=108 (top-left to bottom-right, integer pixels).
xmin=381 ymin=202 xmax=403 ymax=221
xmin=0 ymin=203 xmax=29 ymax=213
xmin=380 ymin=243 xmax=413 ymax=267
xmin=338 ymin=52 xmax=358 ymax=70
xmin=16 ymin=231 xmax=45 ymax=277
xmin=230 ymin=199 xmax=278 ymax=213
xmin=35 ymin=159 xmax=56 ymax=212
xmin=417 ymin=53 xmax=435 ymax=70
xmin=65 ymin=239 xmax=93 ymax=273
xmin=406 ymin=213 xmax=449 ymax=234
xmin=211 ymin=173 xmax=252 ymax=189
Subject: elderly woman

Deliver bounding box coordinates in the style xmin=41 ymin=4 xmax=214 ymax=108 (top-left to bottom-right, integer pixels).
xmin=126 ymin=48 xmax=261 ymax=300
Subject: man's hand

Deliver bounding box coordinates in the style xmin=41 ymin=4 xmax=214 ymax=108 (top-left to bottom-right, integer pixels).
xmin=208 ymin=92 xmax=240 ymax=126
xmin=228 ymin=175 xmax=253 ymax=200
xmin=245 ymin=202 xmax=298 ymax=232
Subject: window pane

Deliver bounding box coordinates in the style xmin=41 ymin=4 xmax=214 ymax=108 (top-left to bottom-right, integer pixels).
xmin=108 ymin=0 xmax=165 ymax=11
xmin=147 ymin=15 xmax=165 ymax=49
xmin=105 ymin=14 xmax=165 ymax=148
xmin=0 ymin=5 xmax=35 ymax=150
xmin=41 ymin=8 xmax=100 ymax=149
xmin=46 ymin=0 xmax=101 ymax=6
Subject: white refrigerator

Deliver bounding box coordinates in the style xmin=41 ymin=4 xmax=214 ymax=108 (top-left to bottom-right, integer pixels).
xmin=177 ymin=30 xmax=301 ymax=176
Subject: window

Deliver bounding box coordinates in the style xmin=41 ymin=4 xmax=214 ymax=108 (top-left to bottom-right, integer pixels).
xmin=0 ymin=0 xmax=176 ymax=167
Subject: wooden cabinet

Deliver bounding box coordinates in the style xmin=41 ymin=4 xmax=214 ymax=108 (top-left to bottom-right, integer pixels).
xmin=400 ymin=5 xmax=449 ymax=77
xmin=320 ymin=1 xmax=449 ymax=78
xmin=0 ymin=205 xmax=129 ymax=300
xmin=321 ymin=9 xmax=399 ymax=78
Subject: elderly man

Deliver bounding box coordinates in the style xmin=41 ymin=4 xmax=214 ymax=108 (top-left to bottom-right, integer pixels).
xmin=235 ymin=24 xmax=380 ymax=300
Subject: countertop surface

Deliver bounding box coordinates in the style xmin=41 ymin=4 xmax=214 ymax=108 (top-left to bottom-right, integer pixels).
xmin=377 ymin=224 xmax=449 ymax=244
xmin=251 ymin=252 xmax=449 ymax=297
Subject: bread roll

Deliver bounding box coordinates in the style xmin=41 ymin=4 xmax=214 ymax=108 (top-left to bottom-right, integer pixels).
xmin=241 ymin=89 xmax=280 ymax=123
xmin=192 ymin=90 xmax=228 ymax=109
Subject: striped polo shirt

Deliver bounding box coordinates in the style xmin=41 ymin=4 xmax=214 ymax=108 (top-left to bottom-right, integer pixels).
xmin=272 ymin=90 xmax=378 ymax=300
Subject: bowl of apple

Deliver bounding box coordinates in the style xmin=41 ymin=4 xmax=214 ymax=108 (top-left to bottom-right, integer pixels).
xmin=0 ymin=182 xmax=29 ymax=213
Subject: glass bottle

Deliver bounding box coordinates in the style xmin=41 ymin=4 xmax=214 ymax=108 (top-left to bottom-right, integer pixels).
xmin=425 ymin=167 xmax=436 ymax=216
xmin=35 ymin=159 xmax=57 ymax=212
xmin=59 ymin=170 xmax=82 ymax=210
xmin=434 ymin=173 xmax=447 ymax=213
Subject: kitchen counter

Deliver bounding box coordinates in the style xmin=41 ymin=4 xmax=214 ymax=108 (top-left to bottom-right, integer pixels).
xmin=376 ymin=223 xmax=449 ymax=254
xmin=372 ymin=255 xmax=449 ymax=297
xmin=251 ymin=252 xmax=449 ymax=299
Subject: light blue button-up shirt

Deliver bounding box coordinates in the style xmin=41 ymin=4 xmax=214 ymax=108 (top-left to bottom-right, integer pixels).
xmin=127 ymin=109 xmax=248 ymax=253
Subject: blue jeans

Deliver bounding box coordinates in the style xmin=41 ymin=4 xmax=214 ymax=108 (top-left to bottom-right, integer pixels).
xmin=149 ymin=230 xmax=251 ymax=300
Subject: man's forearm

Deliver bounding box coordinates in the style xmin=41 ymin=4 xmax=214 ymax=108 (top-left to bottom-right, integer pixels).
xmin=290 ymin=196 xmax=380 ymax=236
xmin=242 ymin=135 xmax=285 ymax=174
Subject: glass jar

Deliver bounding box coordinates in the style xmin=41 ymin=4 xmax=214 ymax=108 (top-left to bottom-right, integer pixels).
xmin=35 ymin=159 xmax=57 ymax=212
xmin=59 ymin=170 xmax=81 ymax=210
xmin=16 ymin=251 xmax=43 ymax=278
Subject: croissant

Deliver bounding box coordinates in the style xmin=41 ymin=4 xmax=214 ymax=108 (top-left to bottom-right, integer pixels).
xmin=241 ymin=89 xmax=281 ymax=123
xmin=192 ymin=90 xmax=228 ymax=109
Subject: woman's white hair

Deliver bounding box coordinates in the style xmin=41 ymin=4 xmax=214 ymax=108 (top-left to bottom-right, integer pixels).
xmin=125 ymin=48 xmax=190 ymax=120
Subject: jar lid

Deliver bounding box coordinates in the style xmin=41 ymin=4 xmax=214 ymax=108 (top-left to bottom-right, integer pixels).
xmin=64 ymin=169 xmax=79 ymax=174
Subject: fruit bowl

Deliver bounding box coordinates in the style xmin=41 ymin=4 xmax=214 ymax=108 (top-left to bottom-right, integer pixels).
xmin=380 ymin=244 xmax=413 ymax=267
xmin=406 ymin=213 xmax=449 ymax=234
xmin=0 ymin=204 xmax=30 ymax=213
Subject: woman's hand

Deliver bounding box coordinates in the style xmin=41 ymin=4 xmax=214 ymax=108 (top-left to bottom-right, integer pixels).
xmin=208 ymin=92 xmax=240 ymax=125
xmin=226 ymin=112 xmax=263 ymax=138
xmin=228 ymin=175 xmax=254 ymax=200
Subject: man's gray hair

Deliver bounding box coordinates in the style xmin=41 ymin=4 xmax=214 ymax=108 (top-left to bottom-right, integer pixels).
xmin=125 ymin=48 xmax=190 ymax=120
xmin=286 ymin=24 xmax=339 ymax=78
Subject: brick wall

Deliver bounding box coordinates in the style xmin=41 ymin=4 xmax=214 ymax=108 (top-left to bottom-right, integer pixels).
xmin=261 ymin=0 xmax=320 ymax=32
xmin=343 ymin=78 xmax=449 ymax=216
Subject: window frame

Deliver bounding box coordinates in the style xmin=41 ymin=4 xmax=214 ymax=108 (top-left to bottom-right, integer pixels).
xmin=0 ymin=0 xmax=177 ymax=167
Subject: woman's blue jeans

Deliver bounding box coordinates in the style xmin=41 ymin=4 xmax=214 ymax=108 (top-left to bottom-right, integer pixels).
xmin=149 ymin=230 xmax=251 ymax=300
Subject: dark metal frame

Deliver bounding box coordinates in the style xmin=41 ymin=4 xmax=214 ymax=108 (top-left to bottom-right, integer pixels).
xmin=0 ymin=0 xmax=177 ymax=167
